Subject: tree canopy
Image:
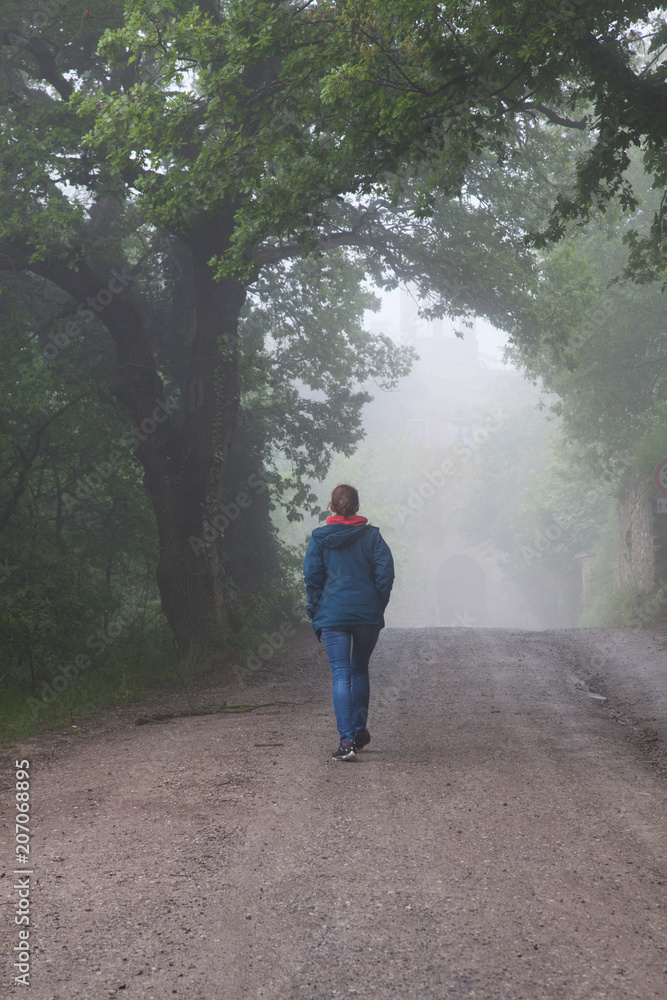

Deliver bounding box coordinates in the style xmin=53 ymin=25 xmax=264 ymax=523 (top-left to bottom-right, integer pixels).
xmin=3 ymin=0 xmax=667 ymax=659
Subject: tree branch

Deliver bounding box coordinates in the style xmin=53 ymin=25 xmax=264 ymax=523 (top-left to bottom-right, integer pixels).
xmin=520 ymin=103 xmax=588 ymax=130
xmin=578 ymin=32 xmax=667 ymax=136
xmin=19 ymin=35 xmax=74 ymax=100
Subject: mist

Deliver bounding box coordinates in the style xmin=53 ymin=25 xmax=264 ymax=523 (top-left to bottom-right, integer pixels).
xmin=282 ymin=286 xmax=602 ymax=630
xmin=5 ymin=5 xmax=667 ymax=998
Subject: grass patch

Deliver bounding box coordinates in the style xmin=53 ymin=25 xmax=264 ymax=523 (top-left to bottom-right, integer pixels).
xmin=0 ymin=627 xmax=224 ymax=745
xmin=0 ymin=601 xmax=308 ymax=746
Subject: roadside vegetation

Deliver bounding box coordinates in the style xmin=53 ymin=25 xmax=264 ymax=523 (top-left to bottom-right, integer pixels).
xmin=4 ymin=2 xmax=667 ymax=737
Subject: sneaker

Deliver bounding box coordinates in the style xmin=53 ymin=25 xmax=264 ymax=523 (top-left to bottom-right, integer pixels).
xmin=332 ymin=740 xmax=356 ymax=761
xmin=353 ymin=728 xmax=371 ymax=751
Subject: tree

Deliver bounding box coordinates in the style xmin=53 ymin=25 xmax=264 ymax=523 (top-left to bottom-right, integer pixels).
xmin=6 ymin=0 xmax=663 ymax=652
xmin=312 ymin=1 xmax=667 ymax=276
xmin=0 ymin=0 xmax=539 ymax=650
xmin=0 ymin=266 xmax=161 ymax=689
xmin=0 ymin=1 xmax=417 ymax=650
xmin=505 ymin=162 xmax=667 ymax=478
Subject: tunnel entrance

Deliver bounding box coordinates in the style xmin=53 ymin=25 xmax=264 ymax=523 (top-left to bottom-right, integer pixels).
xmin=436 ymin=555 xmax=486 ymax=626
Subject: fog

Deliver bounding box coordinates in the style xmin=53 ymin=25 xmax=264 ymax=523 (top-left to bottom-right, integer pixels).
xmin=280 ymin=287 xmax=592 ymax=630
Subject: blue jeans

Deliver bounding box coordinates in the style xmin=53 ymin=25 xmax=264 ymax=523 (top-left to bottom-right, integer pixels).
xmin=321 ymin=625 xmax=381 ymax=744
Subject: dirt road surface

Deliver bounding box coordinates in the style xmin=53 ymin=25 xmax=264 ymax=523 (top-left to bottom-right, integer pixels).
xmin=2 ymin=625 xmax=667 ymax=1000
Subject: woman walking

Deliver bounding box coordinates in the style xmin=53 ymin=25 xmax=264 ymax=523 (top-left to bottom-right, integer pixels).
xmin=303 ymin=484 xmax=394 ymax=760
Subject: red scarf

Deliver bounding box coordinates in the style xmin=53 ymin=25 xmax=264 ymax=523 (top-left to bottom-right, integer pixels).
xmin=326 ymin=514 xmax=368 ymax=525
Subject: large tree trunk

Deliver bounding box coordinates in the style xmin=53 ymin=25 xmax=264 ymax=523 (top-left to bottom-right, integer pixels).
xmin=24 ymin=216 xmax=247 ymax=652
xmin=153 ymin=216 xmax=246 ymax=650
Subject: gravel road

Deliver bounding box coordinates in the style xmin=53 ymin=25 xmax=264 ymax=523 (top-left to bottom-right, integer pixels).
xmin=2 ymin=625 xmax=667 ymax=1000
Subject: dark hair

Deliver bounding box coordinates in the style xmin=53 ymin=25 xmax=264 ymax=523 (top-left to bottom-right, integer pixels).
xmin=330 ymin=484 xmax=359 ymax=517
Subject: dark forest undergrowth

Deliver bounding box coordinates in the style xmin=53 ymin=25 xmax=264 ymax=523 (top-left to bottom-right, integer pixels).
xmin=0 ymin=621 xmax=288 ymax=746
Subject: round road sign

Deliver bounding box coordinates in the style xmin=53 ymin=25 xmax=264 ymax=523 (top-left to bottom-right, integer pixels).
xmin=654 ymin=459 xmax=667 ymax=495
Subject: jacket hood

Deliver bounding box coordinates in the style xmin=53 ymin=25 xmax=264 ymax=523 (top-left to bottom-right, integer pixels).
xmin=311 ymin=523 xmax=372 ymax=549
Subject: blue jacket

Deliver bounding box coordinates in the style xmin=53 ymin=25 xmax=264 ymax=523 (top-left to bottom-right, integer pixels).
xmin=303 ymin=520 xmax=394 ymax=633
